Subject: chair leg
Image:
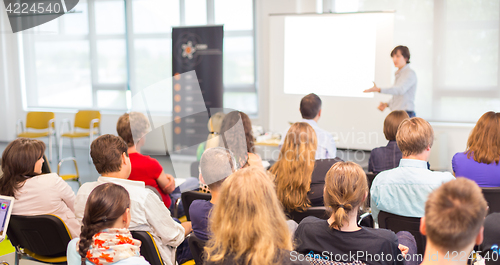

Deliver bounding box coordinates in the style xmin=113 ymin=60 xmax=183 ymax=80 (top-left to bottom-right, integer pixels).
xmin=59 ymin=137 xmax=64 ymax=160
xmin=70 ymin=138 xmax=76 ymax=157
xmin=54 ymin=134 xmax=60 ymax=162
xmin=14 ymin=248 xmax=20 ymax=265
xmin=48 ymin=134 xmax=53 ymax=161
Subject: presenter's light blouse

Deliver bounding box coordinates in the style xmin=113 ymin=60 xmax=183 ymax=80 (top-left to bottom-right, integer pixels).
xmin=452 ymin=152 xmax=500 ymax=187
xmin=380 ymin=64 xmax=417 ymax=112
xmin=370 ymin=159 xmax=454 ymax=225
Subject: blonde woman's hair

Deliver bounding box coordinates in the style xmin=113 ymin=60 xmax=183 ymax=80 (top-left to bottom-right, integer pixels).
xmin=205 ymin=167 xmax=292 ymax=265
xmin=269 ymin=122 xmax=317 ymax=212
xmin=324 ymin=161 xmax=368 ymax=229
xmin=205 ymin=112 xmax=226 ymax=150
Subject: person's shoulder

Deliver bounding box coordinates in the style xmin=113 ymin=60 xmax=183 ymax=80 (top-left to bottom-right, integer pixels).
xmin=361 ymin=227 xmax=398 ymax=242
xmin=115 ymin=256 xmax=150 ymax=265
xmin=190 ymin=199 xmax=213 ymax=212
xmin=452 ymin=152 xmax=470 ymax=163
xmin=372 ymin=168 xmax=399 ymax=184
xmin=297 ymin=216 xmax=327 ymax=232
xmin=430 ymin=170 xmax=455 ymax=181
xmin=66 ymin=238 xmax=80 ymax=260
xmin=77 ymin=181 xmax=99 ymax=195
xmin=131 ymin=152 xmax=161 ymax=166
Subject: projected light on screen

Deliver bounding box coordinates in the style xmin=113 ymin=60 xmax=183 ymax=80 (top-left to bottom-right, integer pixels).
xmin=284 ymin=15 xmax=377 ymax=98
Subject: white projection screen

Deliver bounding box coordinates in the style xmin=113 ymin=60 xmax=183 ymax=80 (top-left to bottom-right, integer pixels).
xmin=269 ymin=12 xmax=395 ymax=150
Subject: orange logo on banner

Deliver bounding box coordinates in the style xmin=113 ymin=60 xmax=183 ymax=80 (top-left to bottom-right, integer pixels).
xmin=174 ymin=116 xmax=181 ymax=124
xmin=174 ymin=84 xmax=181 ymax=91
xmin=175 ymin=127 xmax=181 ymax=134
xmin=174 ymin=94 xmax=181 ymax=102
xmin=174 ymin=105 xmax=181 ymax=113
xmin=174 ymin=73 xmax=181 ymax=80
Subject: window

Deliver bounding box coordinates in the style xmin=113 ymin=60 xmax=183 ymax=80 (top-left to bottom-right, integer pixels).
xmin=21 ymin=0 xmax=257 ymax=114
xmin=332 ymin=0 xmax=500 ymax=123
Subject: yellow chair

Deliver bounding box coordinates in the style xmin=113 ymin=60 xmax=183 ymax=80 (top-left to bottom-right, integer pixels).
xmin=16 ymin=112 xmax=58 ymax=161
xmin=59 ymin=110 xmax=101 ymax=161
xmin=57 ymin=157 xmax=80 ymax=186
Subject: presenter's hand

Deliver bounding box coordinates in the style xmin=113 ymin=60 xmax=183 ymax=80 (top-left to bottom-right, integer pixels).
xmin=377 ymin=102 xmax=388 ymax=112
xmin=363 ymin=82 xmax=381 ymax=93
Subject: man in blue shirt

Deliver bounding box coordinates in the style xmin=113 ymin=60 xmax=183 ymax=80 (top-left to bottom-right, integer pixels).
xmin=190 ymin=147 xmax=236 ymax=241
xmin=370 ymin=117 xmax=454 ymax=226
xmin=280 ymin=93 xmax=337 ymax=159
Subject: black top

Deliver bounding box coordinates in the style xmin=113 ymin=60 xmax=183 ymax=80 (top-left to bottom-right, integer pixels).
xmin=368 ymin=141 xmax=402 ymax=175
xmin=308 ymin=158 xmax=343 ymax=206
xmin=205 ymin=250 xmax=310 ymax=265
xmin=294 ymin=216 xmax=404 ymax=265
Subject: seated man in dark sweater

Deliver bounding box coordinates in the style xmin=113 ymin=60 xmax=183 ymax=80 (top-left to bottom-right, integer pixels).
xmin=189 ymin=147 xmax=236 ymax=241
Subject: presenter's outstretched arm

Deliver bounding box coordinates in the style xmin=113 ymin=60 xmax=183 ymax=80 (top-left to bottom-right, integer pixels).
xmin=364 ymin=82 xmax=388 ymax=112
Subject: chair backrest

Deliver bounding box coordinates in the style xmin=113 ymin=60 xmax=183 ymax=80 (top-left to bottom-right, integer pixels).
xmin=7 ymin=215 xmax=71 ymax=257
xmin=74 ymin=110 xmax=101 ymax=129
xmin=188 ymin=233 xmax=206 ymax=265
xmin=131 ymin=231 xmax=164 ymax=265
xmin=145 ymin=185 xmax=163 ymax=202
xmin=378 ymin=211 xmax=426 ymax=256
xmin=182 ymin=191 xmax=212 ymax=221
xmin=25 ymin=112 xmax=55 ymax=130
xmin=365 ymin=172 xmax=377 ymax=207
xmin=190 ymin=161 xmax=200 ymax=178
xmin=287 ymin=207 xmax=329 ymax=224
xmin=41 ymin=154 xmax=51 ymax=174
xmin=482 ymin=188 xmax=500 ymax=214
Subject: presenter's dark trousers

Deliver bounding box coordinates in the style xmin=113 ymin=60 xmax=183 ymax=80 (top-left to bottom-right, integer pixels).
xmin=406 ymin=111 xmax=416 ymax=118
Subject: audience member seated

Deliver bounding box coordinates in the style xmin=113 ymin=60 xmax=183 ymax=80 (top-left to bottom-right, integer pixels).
xmin=419 ymin=178 xmax=488 ymax=265
xmin=480 ymin=213 xmax=500 ymax=265
xmin=452 ymin=111 xmax=500 ymax=187
xmin=271 ymin=122 xmax=341 ymax=209
xmin=75 ymin=134 xmax=191 ymax=265
xmin=0 ymin=138 xmax=80 ymax=238
xmin=117 ymin=112 xmax=198 ymax=210
xmin=219 ymin=111 xmax=263 ymax=169
xmin=369 ymin=110 xmax=409 ymax=174
xmin=370 ymin=117 xmax=454 ymax=225
xmin=190 ymin=147 xmax=236 ymax=241
xmin=196 ymin=112 xmax=225 ymax=161
xmin=279 ymin=93 xmax=337 ymax=159
xmin=67 ymin=183 xmax=149 ymax=265
xmin=294 ymin=161 xmax=409 ymax=265
xmin=204 ymin=166 xmax=308 ymax=265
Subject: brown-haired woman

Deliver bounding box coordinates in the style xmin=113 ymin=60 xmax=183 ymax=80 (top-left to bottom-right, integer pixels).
xmin=67 ymin=183 xmax=149 ymax=265
xmin=269 ymin=122 xmax=317 ymax=212
xmin=369 ymin=110 xmax=409 ymax=174
xmin=219 ymin=111 xmax=262 ymax=169
xmin=270 ymin=122 xmax=341 ymax=210
xmin=204 ymin=167 xmax=308 ymax=265
xmin=294 ymin=162 xmax=412 ymax=265
xmin=452 ymin=111 xmax=500 ymax=187
xmin=0 ymin=138 xmax=80 ymax=238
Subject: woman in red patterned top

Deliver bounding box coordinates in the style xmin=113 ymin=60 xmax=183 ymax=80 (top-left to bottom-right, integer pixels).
xmin=116 ymin=112 xmax=176 ymax=208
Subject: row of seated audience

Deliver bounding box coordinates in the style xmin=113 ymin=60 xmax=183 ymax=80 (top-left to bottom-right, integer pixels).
xmin=0 ymin=92 xmax=499 ymax=265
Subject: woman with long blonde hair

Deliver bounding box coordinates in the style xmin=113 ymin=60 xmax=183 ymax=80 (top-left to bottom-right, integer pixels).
xmin=452 ymin=111 xmax=500 ymax=187
xmin=294 ymin=162 xmax=410 ymax=265
xmin=204 ymin=167 xmax=308 ymax=265
xmin=269 ymin=122 xmax=317 ymax=212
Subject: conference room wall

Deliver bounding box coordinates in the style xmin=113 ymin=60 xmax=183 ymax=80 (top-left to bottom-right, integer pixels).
xmin=0 ymin=0 xmax=474 ymax=171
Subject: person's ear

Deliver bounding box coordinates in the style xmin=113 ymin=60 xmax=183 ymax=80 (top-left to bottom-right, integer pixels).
xmin=318 ymin=109 xmax=322 ymax=118
xmin=420 ymin=216 xmax=427 ymax=235
xmin=363 ymin=191 xmax=368 ymax=202
xmin=122 ymin=152 xmax=129 ymax=166
xmin=199 ymin=174 xmax=206 ymax=185
xmin=475 ymin=226 xmax=484 ymax=246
